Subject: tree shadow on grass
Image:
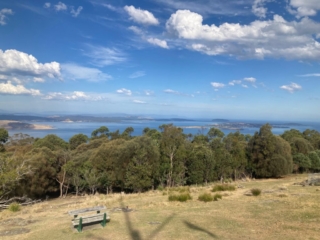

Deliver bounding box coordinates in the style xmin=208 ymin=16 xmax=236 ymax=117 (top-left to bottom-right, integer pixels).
xmin=120 ymin=199 xmax=175 ymax=240
xmin=183 ymin=220 xmax=218 ymax=239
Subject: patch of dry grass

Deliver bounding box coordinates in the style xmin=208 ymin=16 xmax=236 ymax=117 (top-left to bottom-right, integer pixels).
xmin=1 ymin=174 xmax=320 ymax=240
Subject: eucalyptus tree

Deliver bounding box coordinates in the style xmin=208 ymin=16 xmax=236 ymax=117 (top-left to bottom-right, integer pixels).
xmin=247 ymin=124 xmax=293 ymax=178
xmin=187 ymin=143 xmax=215 ymax=185
xmin=159 ymin=124 xmax=187 ymax=187
xmin=91 ymin=126 xmax=109 ymax=138
xmin=124 ymin=136 xmax=160 ymax=192
xmin=69 ymin=133 xmax=89 ymax=150
xmin=0 ymin=128 xmax=9 ymax=152
xmin=223 ymin=131 xmax=247 ymax=180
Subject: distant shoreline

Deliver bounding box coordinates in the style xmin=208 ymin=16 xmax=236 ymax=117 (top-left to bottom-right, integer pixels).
xmin=0 ymin=120 xmax=53 ymax=130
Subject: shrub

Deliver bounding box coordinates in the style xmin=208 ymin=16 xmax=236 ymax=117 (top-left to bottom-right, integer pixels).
xmin=168 ymin=193 xmax=192 ymax=202
xmin=212 ymin=184 xmax=236 ymax=192
xmin=157 ymin=185 xmax=164 ymax=191
xmin=251 ymin=188 xmax=261 ymax=196
xmin=213 ymin=193 xmax=222 ymax=201
xmin=198 ymin=193 xmax=214 ymax=202
xmin=9 ymin=202 xmax=20 ymax=212
xmin=169 ymin=186 xmax=190 ymax=193
xmin=278 ymin=194 xmax=287 ymax=198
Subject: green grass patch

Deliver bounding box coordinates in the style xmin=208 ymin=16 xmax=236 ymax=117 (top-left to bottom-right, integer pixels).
xmin=198 ymin=193 xmax=214 ymax=202
xmin=168 ymin=193 xmax=192 ymax=202
xmin=212 ymin=184 xmax=236 ymax=192
xmin=251 ymin=188 xmax=261 ymax=196
xmin=8 ymin=202 xmax=21 ymax=212
xmin=213 ymin=193 xmax=222 ymax=201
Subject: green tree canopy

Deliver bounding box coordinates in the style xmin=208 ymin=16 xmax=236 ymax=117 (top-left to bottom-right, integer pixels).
xmin=69 ymin=133 xmax=89 ymax=150
xmin=33 ymin=134 xmax=69 ymax=151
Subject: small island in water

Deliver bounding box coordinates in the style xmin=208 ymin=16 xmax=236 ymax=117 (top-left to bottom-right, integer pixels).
xmin=0 ymin=120 xmax=53 ymax=130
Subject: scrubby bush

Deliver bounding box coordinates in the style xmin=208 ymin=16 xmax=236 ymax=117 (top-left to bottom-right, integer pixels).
xmin=212 ymin=184 xmax=236 ymax=192
xmin=168 ymin=193 xmax=192 ymax=202
xmin=8 ymin=202 xmax=20 ymax=212
xmin=251 ymin=188 xmax=261 ymax=196
xmin=198 ymin=193 xmax=214 ymax=202
xmin=213 ymin=193 xmax=222 ymax=201
xmin=169 ymin=186 xmax=190 ymax=193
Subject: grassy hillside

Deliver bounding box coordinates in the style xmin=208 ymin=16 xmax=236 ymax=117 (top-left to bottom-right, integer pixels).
xmin=1 ymin=174 xmax=320 ymax=240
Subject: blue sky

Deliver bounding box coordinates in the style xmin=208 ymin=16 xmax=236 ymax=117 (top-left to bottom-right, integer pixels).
xmin=0 ymin=0 xmax=320 ymax=121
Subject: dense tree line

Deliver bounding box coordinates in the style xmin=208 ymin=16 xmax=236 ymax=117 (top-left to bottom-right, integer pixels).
xmin=1 ymin=123 xmax=320 ymax=199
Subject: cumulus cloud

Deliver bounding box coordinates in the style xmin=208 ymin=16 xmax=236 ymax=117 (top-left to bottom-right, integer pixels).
xmin=229 ymin=80 xmax=241 ymax=86
xmin=0 ymin=49 xmax=61 ymax=80
xmin=133 ymin=100 xmax=146 ymax=104
xmin=84 ymin=45 xmax=126 ymax=66
xmin=211 ymin=82 xmax=225 ymax=88
xmin=124 ymin=5 xmax=159 ymax=25
xmin=43 ymin=3 xmax=51 ymax=8
xmin=0 ymin=81 xmax=41 ymax=96
xmin=54 ymin=2 xmax=67 ymax=11
xmin=43 ymin=91 xmax=106 ymax=101
xmin=147 ymin=38 xmax=169 ymax=49
xmin=0 ymin=9 xmax=13 ymax=26
xmin=33 ymin=77 xmax=45 ymax=83
xmin=70 ymin=6 xmax=83 ymax=17
xmin=288 ymin=0 xmax=320 ymax=18
xmin=117 ymin=88 xmax=132 ymax=96
xmin=252 ymin=0 xmax=268 ymax=18
xmin=129 ymin=71 xmax=145 ymax=79
xmin=62 ymin=63 xmax=111 ymax=82
xmin=128 ymin=26 xmax=144 ymax=35
xmin=166 ymin=10 xmax=320 ymax=60
xmin=280 ymin=82 xmax=302 ymax=93
xmin=144 ymin=90 xmax=154 ymax=96
xmin=244 ymin=77 xmax=256 ymax=83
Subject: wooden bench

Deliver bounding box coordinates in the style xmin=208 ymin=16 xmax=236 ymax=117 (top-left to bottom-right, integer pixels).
xmin=68 ymin=206 xmax=110 ymax=232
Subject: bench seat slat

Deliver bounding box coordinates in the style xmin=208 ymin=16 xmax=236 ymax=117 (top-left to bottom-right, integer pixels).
xmin=68 ymin=206 xmax=106 ymax=215
xmin=72 ymin=213 xmax=110 ymax=226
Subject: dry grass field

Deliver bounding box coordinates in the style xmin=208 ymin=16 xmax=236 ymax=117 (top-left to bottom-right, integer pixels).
xmin=1 ymin=174 xmax=320 ymax=240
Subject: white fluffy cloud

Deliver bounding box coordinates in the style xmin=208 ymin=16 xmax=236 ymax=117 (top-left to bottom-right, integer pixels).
xmin=144 ymin=90 xmax=154 ymax=96
xmin=0 ymin=81 xmax=41 ymax=96
xmin=0 ymin=49 xmax=61 ymax=80
xmin=133 ymin=100 xmax=146 ymax=104
xmin=124 ymin=5 xmax=159 ymax=25
xmin=166 ymin=10 xmax=320 ymax=60
xmin=117 ymin=88 xmax=132 ymax=96
xmin=244 ymin=77 xmax=256 ymax=83
xmin=280 ymin=82 xmax=302 ymax=93
xmin=288 ymin=0 xmax=320 ymax=18
xmin=229 ymin=80 xmax=241 ymax=86
xmin=43 ymin=91 xmax=106 ymax=101
xmin=211 ymin=82 xmax=225 ymax=88
xmin=0 ymin=9 xmax=13 ymax=26
xmin=62 ymin=63 xmax=112 ymax=82
xmin=147 ymin=38 xmax=169 ymax=49
xmin=54 ymin=2 xmax=67 ymax=11
xmin=252 ymin=0 xmax=268 ymax=18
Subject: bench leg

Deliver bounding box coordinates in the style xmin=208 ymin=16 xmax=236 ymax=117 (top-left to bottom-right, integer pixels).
xmin=77 ymin=217 xmax=83 ymax=232
xmin=101 ymin=213 xmax=107 ymax=227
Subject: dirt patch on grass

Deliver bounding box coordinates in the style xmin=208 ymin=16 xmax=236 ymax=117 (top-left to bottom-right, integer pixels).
xmin=0 ymin=228 xmax=30 ymax=236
